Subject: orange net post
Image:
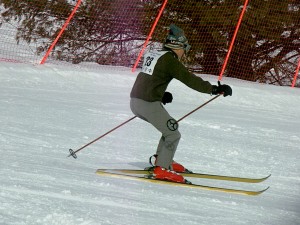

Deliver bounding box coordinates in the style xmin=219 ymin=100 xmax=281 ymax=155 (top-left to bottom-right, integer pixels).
xmin=132 ymin=0 xmax=168 ymax=72
xmin=218 ymin=0 xmax=249 ymax=81
xmin=292 ymin=59 xmax=300 ymax=88
xmin=40 ymin=0 xmax=82 ymax=64
xmin=0 ymin=0 xmax=76 ymax=63
xmin=0 ymin=1 xmax=147 ymax=65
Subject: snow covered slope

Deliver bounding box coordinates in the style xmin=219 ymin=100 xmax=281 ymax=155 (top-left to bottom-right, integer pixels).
xmin=0 ymin=61 xmax=299 ymax=225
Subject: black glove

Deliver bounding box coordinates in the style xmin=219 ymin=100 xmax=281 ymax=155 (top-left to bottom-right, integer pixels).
xmin=212 ymin=81 xmax=232 ymax=97
xmin=162 ymin=92 xmax=173 ymax=105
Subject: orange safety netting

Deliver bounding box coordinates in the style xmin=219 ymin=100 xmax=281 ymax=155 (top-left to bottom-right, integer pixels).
xmin=0 ymin=0 xmax=299 ymax=86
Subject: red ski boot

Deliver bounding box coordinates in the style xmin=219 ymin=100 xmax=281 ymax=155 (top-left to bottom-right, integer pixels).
xmin=149 ymin=154 xmax=192 ymax=173
xmin=153 ymin=166 xmax=186 ymax=183
xmin=171 ymin=161 xmax=187 ymax=173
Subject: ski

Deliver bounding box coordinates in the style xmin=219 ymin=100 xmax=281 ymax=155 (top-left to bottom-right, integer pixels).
xmin=96 ymin=168 xmax=271 ymax=183
xmin=96 ymin=169 xmax=270 ymax=196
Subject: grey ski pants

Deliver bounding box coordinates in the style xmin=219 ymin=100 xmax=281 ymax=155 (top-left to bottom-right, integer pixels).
xmin=130 ymin=98 xmax=181 ymax=169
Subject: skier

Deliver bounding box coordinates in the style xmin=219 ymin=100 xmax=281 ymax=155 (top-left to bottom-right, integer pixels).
xmin=130 ymin=24 xmax=232 ymax=183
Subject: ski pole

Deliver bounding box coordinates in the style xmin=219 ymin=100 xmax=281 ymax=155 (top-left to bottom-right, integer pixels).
xmin=165 ymin=94 xmax=221 ymax=131
xmin=177 ymin=94 xmax=221 ymax=123
xmin=68 ymin=116 xmax=137 ymax=158
xmin=68 ymin=94 xmax=221 ymax=158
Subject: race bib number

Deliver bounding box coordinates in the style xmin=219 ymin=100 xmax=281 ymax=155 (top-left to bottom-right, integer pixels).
xmin=142 ymin=51 xmax=168 ymax=75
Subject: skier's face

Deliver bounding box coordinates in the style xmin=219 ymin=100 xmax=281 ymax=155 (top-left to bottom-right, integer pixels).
xmin=174 ymin=48 xmax=185 ymax=60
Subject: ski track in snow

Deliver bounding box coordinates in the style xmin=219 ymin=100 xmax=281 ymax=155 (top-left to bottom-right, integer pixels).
xmin=0 ymin=61 xmax=300 ymax=225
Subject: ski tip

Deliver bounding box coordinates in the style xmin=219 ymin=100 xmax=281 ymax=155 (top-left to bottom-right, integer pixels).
xmin=260 ymin=186 xmax=270 ymax=194
xmin=261 ymin=174 xmax=271 ymax=181
xmin=238 ymin=186 xmax=270 ymax=196
xmin=265 ymin=186 xmax=270 ymax=191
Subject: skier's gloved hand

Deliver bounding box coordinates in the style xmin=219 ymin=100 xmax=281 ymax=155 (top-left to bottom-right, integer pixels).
xmin=212 ymin=81 xmax=232 ymax=97
xmin=162 ymin=92 xmax=173 ymax=105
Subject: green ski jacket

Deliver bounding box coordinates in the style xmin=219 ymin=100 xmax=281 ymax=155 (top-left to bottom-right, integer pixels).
xmin=130 ymin=49 xmax=213 ymax=102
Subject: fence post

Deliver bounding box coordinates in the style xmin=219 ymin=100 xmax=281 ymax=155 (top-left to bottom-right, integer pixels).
xmin=132 ymin=0 xmax=168 ymax=72
xmin=291 ymin=58 xmax=300 ymax=88
xmin=40 ymin=0 xmax=82 ymax=64
xmin=218 ymin=0 xmax=249 ymax=80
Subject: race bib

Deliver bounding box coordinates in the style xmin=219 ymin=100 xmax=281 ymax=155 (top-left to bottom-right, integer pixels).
xmin=142 ymin=51 xmax=168 ymax=75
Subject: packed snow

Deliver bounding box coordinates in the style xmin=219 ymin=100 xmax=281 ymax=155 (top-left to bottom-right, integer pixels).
xmin=0 ymin=61 xmax=299 ymax=225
